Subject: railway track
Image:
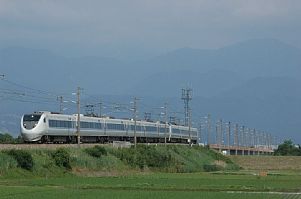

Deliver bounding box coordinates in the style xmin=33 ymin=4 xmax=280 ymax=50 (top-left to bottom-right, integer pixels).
xmin=0 ymin=143 xmax=109 ymax=150
xmin=0 ymin=142 xmax=191 ymax=150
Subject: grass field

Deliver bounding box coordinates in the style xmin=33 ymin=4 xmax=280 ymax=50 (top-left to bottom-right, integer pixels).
xmin=1 ymin=146 xmax=301 ymax=198
xmin=1 ymin=172 xmax=301 ymax=199
xmin=230 ymin=155 xmax=301 ymax=171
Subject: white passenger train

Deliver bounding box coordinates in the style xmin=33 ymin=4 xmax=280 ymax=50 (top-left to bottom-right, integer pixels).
xmin=21 ymin=111 xmax=198 ymax=144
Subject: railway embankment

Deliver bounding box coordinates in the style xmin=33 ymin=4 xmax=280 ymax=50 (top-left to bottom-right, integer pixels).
xmin=0 ymin=145 xmax=239 ymax=177
xmin=230 ymin=155 xmax=301 ymax=171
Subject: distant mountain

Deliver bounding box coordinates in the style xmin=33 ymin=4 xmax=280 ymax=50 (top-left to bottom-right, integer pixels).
xmin=0 ymin=47 xmax=134 ymax=94
xmin=142 ymin=39 xmax=301 ymax=79
xmin=129 ymin=69 xmax=244 ymax=98
xmin=0 ymin=39 xmax=301 ymax=143
xmin=193 ymin=77 xmax=301 ymax=143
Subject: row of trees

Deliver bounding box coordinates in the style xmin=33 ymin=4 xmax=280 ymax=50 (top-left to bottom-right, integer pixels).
xmin=1 ymin=132 xmax=301 ymax=156
xmin=274 ymin=140 xmax=301 ymax=156
xmin=0 ymin=133 xmax=23 ymax=144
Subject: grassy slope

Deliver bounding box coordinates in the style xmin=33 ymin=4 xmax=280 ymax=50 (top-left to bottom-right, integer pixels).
xmin=230 ymin=156 xmax=301 ymax=171
xmin=0 ymin=145 xmax=237 ymax=178
xmin=1 ymin=146 xmax=301 ymax=198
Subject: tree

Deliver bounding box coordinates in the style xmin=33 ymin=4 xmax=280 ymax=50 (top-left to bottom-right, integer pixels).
xmin=6 ymin=149 xmax=34 ymax=170
xmin=0 ymin=133 xmax=24 ymax=144
xmin=0 ymin=133 xmax=15 ymax=143
xmin=52 ymin=148 xmax=72 ymax=170
xmin=274 ymin=140 xmax=301 ymax=156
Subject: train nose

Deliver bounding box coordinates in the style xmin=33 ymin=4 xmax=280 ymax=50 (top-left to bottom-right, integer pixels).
xmin=21 ymin=131 xmax=42 ymax=142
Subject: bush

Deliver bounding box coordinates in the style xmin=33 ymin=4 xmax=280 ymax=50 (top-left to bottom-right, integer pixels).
xmin=203 ymin=164 xmax=223 ymax=172
xmin=85 ymin=146 xmax=107 ymax=158
xmin=0 ymin=134 xmax=23 ymax=144
xmin=0 ymin=133 xmax=15 ymax=144
xmin=274 ymin=140 xmax=301 ymax=156
xmin=5 ymin=149 xmax=34 ymax=171
xmin=52 ymin=148 xmax=71 ymax=170
xmin=114 ymin=145 xmax=175 ymax=170
xmin=225 ymin=163 xmax=240 ymax=171
xmin=207 ymin=150 xmax=233 ymax=164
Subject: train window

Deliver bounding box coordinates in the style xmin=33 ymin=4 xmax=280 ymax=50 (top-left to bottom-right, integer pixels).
xmin=145 ymin=126 xmax=157 ymax=132
xmin=49 ymin=120 xmax=72 ymax=128
xmin=107 ymin=123 xmax=124 ymax=130
xmin=160 ymin=127 xmax=168 ymax=133
xmin=173 ymin=128 xmax=180 ymax=134
xmin=136 ymin=126 xmax=141 ymax=131
xmin=95 ymin=123 xmax=102 ymax=129
xmin=23 ymin=114 xmax=42 ymax=122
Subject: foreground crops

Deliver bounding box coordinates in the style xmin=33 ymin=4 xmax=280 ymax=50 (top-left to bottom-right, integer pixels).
xmin=0 ymin=172 xmax=300 ymax=199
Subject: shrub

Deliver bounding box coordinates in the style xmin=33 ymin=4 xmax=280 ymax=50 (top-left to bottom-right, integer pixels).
xmin=85 ymin=146 xmax=107 ymax=158
xmin=203 ymin=164 xmax=223 ymax=172
xmin=225 ymin=163 xmax=240 ymax=171
xmin=52 ymin=148 xmax=71 ymax=170
xmin=113 ymin=145 xmax=175 ymax=170
xmin=207 ymin=150 xmax=233 ymax=164
xmin=274 ymin=140 xmax=301 ymax=156
xmin=0 ymin=133 xmax=15 ymax=144
xmin=5 ymin=149 xmax=34 ymax=171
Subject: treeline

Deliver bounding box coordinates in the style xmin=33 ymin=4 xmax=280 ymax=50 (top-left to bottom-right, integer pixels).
xmin=0 ymin=145 xmax=239 ymax=177
xmin=274 ymin=140 xmax=301 ymax=156
xmin=0 ymin=133 xmax=23 ymax=144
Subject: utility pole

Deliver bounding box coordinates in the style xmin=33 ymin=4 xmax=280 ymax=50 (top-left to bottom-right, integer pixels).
xmin=215 ymin=122 xmax=218 ymax=146
xmin=242 ymin=126 xmax=246 ymax=155
xmin=163 ymin=102 xmax=168 ymax=145
xmin=218 ymin=119 xmax=223 ymax=152
xmin=189 ymin=108 xmax=192 ymax=145
xmin=99 ymin=99 xmax=102 ymax=117
xmin=144 ymin=112 xmax=151 ymax=121
xmin=269 ymin=133 xmax=272 ymax=150
xmin=234 ymin=124 xmax=239 ymax=155
xmin=57 ymin=96 xmax=63 ymax=113
xmin=241 ymin=126 xmax=245 ymax=147
xmin=245 ymin=126 xmax=248 ymax=148
xmin=253 ymin=128 xmax=256 ymax=148
xmin=207 ymin=114 xmax=211 ymax=147
xmin=246 ymin=128 xmax=250 ymax=155
xmin=169 ymin=116 xmax=176 ymax=124
xmin=181 ymin=88 xmax=192 ymax=127
xmin=181 ymin=88 xmax=192 ymax=144
xmin=132 ymin=97 xmax=138 ymax=148
xmin=220 ymin=119 xmax=223 ymax=147
xmin=76 ymin=87 xmax=81 ymax=148
xmin=227 ymin=122 xmax=231 ymax=155
xmin=85 ymin=104 xmax=95 ymax=116
xmin=234 ymin=124 xmax=238 ymax=147
xmin=199 ymin=120 xmax=202 ymax=145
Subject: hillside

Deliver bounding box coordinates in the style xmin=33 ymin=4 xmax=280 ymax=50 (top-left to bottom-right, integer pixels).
xmin=0 ymin=145 xmax=238 ymax=177
xmin=145 ymin=39 xmax=301 ymax=78
xmin=230 ymin=156 xmax=301 ymax=171
xmin=1 ymin=38 xmax=301 ymax=143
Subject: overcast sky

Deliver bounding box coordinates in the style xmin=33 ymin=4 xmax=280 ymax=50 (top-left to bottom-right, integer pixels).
xmin=0 ymin=0 xmax=300 ymax=59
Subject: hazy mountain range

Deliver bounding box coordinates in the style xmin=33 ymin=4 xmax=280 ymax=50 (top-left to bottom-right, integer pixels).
xmin=0 ymin=38 xmax=300 ymax=143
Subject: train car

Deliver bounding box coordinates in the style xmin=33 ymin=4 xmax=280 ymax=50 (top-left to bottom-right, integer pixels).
xmin=21 ymin=111 xmax=198 ymax=144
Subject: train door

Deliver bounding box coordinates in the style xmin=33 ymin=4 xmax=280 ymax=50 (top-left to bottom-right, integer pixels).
xmin=67 ymin=117 xmax=70 ymax=137
xmin=169 ymin=125 xmax=172 ymax=141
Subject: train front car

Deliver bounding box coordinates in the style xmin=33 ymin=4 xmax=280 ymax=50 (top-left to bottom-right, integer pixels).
xmin=21 ymin=112 xmax=46 ymax=142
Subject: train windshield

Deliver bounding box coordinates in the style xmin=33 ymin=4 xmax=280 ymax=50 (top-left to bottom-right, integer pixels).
xmin=23 ymin=114 xmax=42 ymax=122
